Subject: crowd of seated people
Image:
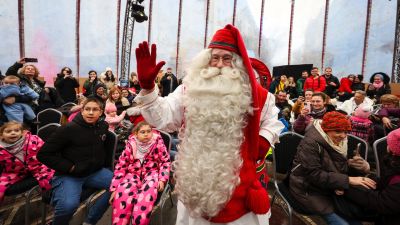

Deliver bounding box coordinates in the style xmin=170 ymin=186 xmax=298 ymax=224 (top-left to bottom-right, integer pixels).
xmin=268 ymin=67 xmax=400 ymax=224
xmin=0 ymin=58 xmax=169 ymax=224
xmin=1 ymin=55 xmax=399 ymax=225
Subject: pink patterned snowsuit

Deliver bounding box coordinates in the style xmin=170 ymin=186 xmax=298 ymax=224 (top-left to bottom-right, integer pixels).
xmin=110 ymin=131 xmax=170 ymax=225
xmin=0 ymin=133 xmax=54 ymax=202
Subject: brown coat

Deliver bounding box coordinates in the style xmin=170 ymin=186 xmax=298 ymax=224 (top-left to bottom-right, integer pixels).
xmin=289 ymin=126 xmax=349 ymax=215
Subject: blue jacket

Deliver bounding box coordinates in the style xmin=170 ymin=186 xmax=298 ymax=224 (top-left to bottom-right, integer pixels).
xmin=0 ymin=84 xmax=39 ymax=101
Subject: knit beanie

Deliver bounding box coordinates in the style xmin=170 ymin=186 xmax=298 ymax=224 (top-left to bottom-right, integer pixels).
xmin=321 ymin=111 xmax=351 ymax=132
xmin=105 ymin=103 xmax=117 ymax=114
xmin=94 ymin=83 xmax=106 ymax=92
xmin=354 ymin=104 xmax=373 ymax=119
xmin=387 ymin=128 xmax=400 ymax=156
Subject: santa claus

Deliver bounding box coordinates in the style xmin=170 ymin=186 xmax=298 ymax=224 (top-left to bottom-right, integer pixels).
xmin=134 ymin=24 xmax=283 ymax=225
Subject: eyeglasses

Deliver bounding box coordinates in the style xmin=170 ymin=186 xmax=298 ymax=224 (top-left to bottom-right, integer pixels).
xmin=83 ymin=107 xmax=101 ymax=113
xmin=210 ymin=54 xmax=233 ymax=65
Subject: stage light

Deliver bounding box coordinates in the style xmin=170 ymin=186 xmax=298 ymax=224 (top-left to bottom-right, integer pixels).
xmin=131 ymin=1 xmax=148 ymax=23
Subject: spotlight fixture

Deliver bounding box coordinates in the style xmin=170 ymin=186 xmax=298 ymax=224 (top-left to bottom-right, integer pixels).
xmin=131 ymin=0 xmax=148 ymax=23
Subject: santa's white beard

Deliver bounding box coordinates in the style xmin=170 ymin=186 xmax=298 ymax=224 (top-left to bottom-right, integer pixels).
xmin=173 ymin=65 xmax=252 ymax=218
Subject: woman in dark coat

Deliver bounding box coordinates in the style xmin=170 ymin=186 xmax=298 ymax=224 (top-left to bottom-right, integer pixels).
xmin=54 ymin=67 xmax=80 ymax=103
xmin=366 ymin=72 xmax=391 ymax=103
xmin=289 ymin=111 xmax=375 ymax=225
xmin=83 ymin=70 xmax=99 ymax=97
xmin=345 ymin=128 xmax=400 ymax=225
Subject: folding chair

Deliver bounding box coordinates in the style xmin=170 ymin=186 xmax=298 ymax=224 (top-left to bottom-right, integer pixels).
xmin=152 ymin=129 xmax=174 ymax=223
xmin=37 ymin=123 xmax=61 ymax=142
xmin=60 ymin=102 xmax=77 ymax=108
xmin=36 ymin=108 xmax=63 ymax=131
xmin=373 ymin=136 xmax=387 ymax=179
xmin=5 ymin=176 xmax=41 ymax=225
xmin=347 ymin=134 xmax=368 ymax=160
xmin=271 ymin=132 xmax=314 ymax=225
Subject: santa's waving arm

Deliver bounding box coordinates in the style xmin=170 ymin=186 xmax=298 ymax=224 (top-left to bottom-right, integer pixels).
xmin=134 ymin=41 xmax=184 ymax=132
xmin=259 ymin=93 xmax=284 ymax=146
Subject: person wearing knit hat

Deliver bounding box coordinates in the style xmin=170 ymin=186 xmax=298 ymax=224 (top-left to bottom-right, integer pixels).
xmin=289 ymin=111 xmax=375 ymax=225
xmin=349 ymin=104 xmax=373 ymax=142
xmin=387 ymin=128 xmax=400 ymax=156
xmin=104 ymin=102 xmax=126 ymax=132
xmin=89 ymin=83 xmax=108 ymax=105
xmin=344 ymin=128 xmax=400 ymax=225
xmin=131 ymin=24 xmax=284 ymax=225
xmin=100 ymin=67 xmax=116 ymax=90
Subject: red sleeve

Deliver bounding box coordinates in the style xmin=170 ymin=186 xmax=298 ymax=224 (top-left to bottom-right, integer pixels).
xmin=303 ymin=78 xmax=309 ymax=91
xmin=258 ymin=136 xmax=270 ymax=161
xmin=316 ymin=76 xmax=326 ymax=92
xmin=338 ymin=78 xmax=353 ymax=93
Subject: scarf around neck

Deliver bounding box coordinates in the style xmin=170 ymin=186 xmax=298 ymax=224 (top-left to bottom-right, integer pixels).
xmin=373 ymin=80 xmax=384 ymax=89
xmin=132 ymin=134 xmax=157 ymax=160
xmin=314 ymin=120 xmax=348 ymax=157
xmin=0 ymin=136 xmax=26 ymax=162
xmin=310 ymin=107 xmax=327 ymax=119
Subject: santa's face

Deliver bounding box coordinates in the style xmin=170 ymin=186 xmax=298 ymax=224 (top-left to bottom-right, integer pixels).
xmin=209 ymin=49 xmax=233 ymax=68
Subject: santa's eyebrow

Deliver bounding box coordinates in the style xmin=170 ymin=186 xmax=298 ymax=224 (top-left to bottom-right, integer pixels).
xmin=211 ymin=54 xmax=233 ymax=57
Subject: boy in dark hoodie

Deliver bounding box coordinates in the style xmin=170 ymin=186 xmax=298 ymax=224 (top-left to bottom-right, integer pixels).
xmin=38 ymin=97 xmax=112 ymax=225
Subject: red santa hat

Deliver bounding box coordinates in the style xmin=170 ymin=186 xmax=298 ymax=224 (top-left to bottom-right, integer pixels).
xmin=250 ymin=58 xmax=272 ymax=90
xmin=207 ymin=25 xmax=269 ymax=222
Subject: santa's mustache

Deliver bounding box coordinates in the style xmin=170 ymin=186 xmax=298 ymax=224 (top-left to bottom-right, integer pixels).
xmin=199 ymin=66 xmax=241 ymax=80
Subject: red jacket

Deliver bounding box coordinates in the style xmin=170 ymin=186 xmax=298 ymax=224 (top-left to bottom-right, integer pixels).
xmin=303 ymin=76 xmax=326 ymax=92
xmin=338 ymin=77 xmax=353 ymax=93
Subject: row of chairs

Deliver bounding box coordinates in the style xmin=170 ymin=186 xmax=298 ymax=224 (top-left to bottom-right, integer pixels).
xmin=6 ymin=103 xmax=175 ymax=224
xmin=271 ymin=131 xmax=387 ymax=225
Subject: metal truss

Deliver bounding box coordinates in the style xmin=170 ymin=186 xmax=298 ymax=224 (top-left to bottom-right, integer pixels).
xmin=120 ymin=0 xmax=135 ymax=86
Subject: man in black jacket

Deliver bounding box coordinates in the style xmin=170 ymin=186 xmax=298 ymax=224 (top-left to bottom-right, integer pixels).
xmin=322 ymin=67 xmax=340 ymax=98
xmin=160 ymin=67 xmax=179 ymax=97
xmin=38 ymin=97 xmax=112 ymax=225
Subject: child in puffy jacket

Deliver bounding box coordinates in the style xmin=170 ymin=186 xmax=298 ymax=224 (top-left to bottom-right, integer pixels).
xmin=0 ymin=121 xmax=54 ymax=202
xmin=349 ymin=104 xmax=374 ymax=143
xmin=109 ymin=121 xmax=170 ymax=225
xmin=0 ymin=75 xmax=39 ymax=122
xmin=105 ymin=103 xmax=126 ymax=132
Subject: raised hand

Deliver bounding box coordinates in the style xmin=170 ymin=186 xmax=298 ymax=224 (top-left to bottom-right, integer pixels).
xmin=135 ymin=41 xmax=165 ymax=90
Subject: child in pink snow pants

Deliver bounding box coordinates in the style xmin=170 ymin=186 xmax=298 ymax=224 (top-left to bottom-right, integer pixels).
xmin=0 ymin=121 xmax=54 ymax=202
xmin=109 ymin=121 xmax=171 ymax=225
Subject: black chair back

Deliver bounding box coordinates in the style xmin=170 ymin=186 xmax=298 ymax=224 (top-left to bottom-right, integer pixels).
xmin=155 ymin=129 xmax=172 ymax=152
xmin=273 ymin=132 xmax=304 ymax=176
xmin=37 ymin=123 xmax=61 ymax=142
xmin=104 ymin=130 xmax=118 ymax=169
xmin=347 ymin=134 xmax=368 ymax=160
xmin=36 ymin=108 xmax=63 ymax=130
xmin=58 ymin=102 xmax=77 ymax=116
xmin=373 ymin=136 xmax=387 ymax=179
xmin=272 ymin=131 xmax=314 ymax=221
